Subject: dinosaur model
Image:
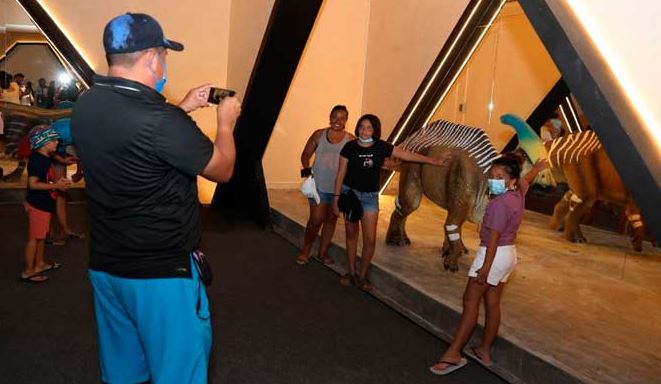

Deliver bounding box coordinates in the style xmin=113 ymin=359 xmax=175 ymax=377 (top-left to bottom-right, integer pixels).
xmin=385 ymin=119 xmax=499 ymax=272
xmin=503 ymin=114 xmax=647 ymax=251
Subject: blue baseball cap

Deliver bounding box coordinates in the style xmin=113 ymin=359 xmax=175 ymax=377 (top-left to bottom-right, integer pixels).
xmin=103 ymin=13 xmax=184 ymax=55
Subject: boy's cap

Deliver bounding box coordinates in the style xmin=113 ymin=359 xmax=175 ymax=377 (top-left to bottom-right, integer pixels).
xmin=103 ymin=13 xmax=184 ymax=55
xmin=29 ymin=125 xmax=59 ymax=150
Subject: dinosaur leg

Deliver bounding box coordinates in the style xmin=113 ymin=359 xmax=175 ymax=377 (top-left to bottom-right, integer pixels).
xmin=442 ymin=204 xmax=470 ymax=273
xmin=561 ymin=159 xmax=596 ymax=243
xmin=386 ymin=164 xmax=422 ymax=246
xmin=625 ymin=202 xmax=644 ymax=252
xmin=562 ymin=191 xmax=590 ymax=243
xmin=550 ymin=191 xmax=571 ymax=231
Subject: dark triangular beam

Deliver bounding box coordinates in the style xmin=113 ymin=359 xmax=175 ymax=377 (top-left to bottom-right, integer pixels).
xmin=211 ymin=0 xmax=323 ymax=227
xmin=16 ymin=0 xmax=95 ymax=86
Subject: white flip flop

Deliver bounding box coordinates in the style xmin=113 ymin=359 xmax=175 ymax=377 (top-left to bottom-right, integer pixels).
xmin=429 ymin=357 xmax=468 ymax=375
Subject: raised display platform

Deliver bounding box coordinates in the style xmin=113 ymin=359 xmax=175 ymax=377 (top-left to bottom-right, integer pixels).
xmin=269 ymin=189 xmax=661 ymax=384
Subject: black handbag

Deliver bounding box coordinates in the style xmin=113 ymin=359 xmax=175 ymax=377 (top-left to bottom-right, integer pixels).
xmin=337 ymin=189 xmax=363 ymax=222
xmin=192 ymin=249 xmax=213 ymax=286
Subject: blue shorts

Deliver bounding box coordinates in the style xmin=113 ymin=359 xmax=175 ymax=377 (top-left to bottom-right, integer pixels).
xmin=342 ymin=185 xmax=379 ymax=212
xmin=88 ymin=256 xmax=211 ymax=384
xmin=308 ymin=190 xmax=335 ymax=206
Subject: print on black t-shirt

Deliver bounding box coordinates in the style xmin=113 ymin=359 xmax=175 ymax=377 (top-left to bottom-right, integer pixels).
xmin=340 ymin=140 xmax=394 ymax=193
xmin=362 ymin=156 xmax=374 ymax=169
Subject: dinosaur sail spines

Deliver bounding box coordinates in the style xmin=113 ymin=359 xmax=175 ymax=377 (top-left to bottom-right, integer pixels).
xmin=399 ymin=119 xmax=500 ymax=173
xmin=547 ymin=130 xmax=602 ymax=168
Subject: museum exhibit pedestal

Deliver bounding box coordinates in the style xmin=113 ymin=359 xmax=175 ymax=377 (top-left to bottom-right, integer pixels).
xmin=269 ymin=189 xmax=661 ymax=384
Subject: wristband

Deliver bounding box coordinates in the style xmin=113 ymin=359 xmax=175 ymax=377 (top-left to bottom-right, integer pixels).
xmin=300 ymin=168 xmax=312 ymax=178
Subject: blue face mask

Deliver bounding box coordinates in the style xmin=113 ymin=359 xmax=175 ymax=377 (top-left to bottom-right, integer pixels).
xmin=155 ymin=75 xmax=166 ymax=94
xmin=487 ymin=179 xmax=507 ymax=195
xmin=149 ymin=53 xmax=167 ymax=94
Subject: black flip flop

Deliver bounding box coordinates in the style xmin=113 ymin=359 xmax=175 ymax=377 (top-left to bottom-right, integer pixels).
xmin=38 ymin=262 xmax=62 ymax=273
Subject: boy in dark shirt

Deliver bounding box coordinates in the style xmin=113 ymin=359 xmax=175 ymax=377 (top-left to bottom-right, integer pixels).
xmin=21 ymin=125 xmax=71 ymax=283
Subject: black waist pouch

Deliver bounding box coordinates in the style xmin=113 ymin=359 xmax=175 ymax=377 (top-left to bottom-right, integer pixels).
xmin=337 ymin=189 xmax=363 ymax=222
xmin=192 ymin=249 xmax=213 ymax=286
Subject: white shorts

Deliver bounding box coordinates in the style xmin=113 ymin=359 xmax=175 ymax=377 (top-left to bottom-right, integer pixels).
xmin=468 ymin=245 xmax=517 ymax=286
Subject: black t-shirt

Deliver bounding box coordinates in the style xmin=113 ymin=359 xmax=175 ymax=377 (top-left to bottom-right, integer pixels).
xmin=71 ymin=75 xmax=213 ymax=279
xmin=340 ymin=139 xmax=394 ymax=192
xmin=26 ymin=152 xmax=56 ymax=212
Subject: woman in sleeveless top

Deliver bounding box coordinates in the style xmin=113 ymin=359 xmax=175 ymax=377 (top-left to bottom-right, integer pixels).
xmin=296 ymin=105 xmax=354 ymax=265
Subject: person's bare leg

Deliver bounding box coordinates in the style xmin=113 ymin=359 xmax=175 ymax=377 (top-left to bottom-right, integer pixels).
xmin=50 ymin=166 xmax=69 ymax=240
xmin=21 ymin=238 xmax=48 ymax=281
xmin=341 ymin=221 xmax=359 ymax=284
xmin=297 ymin=203 xmax=326 ymax=264
xmin=22 ymin=238 xmax=37 ymax=276
xmin=34 ymin=239 xmax=47 ymax=270
xmin=357 ymin=211 xmax=378 ymax=281
xmin=432 ymin=278 xmax=489 ymax=369
xmin=55 ymin=193 xmax=71 ymax=238
xmin=317 ymin=207 xmax=337 ymax=264
xmin=474 ymin=283 xmax=505 ymax=364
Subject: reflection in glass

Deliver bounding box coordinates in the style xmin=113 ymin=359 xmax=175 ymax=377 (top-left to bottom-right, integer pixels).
xmin=416 ymin=0 xmax=658 ymax=277
xmin=0 ymin=0 xmax=82 ymax=186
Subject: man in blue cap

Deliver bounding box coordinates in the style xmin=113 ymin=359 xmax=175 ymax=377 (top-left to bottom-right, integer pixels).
xmin=72 ymin=12 xmax=241 ymax=384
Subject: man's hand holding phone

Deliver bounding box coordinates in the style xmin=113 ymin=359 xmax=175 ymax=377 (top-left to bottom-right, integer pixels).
xmin=178 ymin=84 xmax=213 ymax=113
xmin=179 ymin=85 xmax=238 ymax=115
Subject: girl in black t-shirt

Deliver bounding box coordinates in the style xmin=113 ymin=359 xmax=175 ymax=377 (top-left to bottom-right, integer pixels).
xmin=333 ymin=114 xmax=449 ymax=290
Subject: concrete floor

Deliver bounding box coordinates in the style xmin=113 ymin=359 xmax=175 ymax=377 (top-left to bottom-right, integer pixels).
xmin=0 ymin=204 xmax=504 ymax=384
xmin=268 ymin=189 xmax=661 ymax=384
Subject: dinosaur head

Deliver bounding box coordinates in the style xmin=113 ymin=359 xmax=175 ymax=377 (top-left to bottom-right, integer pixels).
xmin=500 ymin=113 xmax=548 ymax=164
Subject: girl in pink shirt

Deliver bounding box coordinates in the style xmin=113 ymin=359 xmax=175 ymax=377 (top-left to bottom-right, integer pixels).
xmin=430 ymin=153 xmax=547 ymax=375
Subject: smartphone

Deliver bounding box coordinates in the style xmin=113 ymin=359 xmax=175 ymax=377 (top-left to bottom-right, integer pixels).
xmin=207 ymin=87 xmax=236 ymax=104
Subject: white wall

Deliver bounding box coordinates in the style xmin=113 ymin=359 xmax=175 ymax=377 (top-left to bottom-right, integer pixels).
xmin=362 ymin=0 xmax=469 ymax=139
xmin=0 ymin=0 xmax=33 ymax=25
xmin=263 ymin=0 xmax=370 ymax=189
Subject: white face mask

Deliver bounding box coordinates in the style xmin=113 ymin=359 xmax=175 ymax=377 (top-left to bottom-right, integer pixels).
xmin=358 ymin=137 xmax=374 ymax=144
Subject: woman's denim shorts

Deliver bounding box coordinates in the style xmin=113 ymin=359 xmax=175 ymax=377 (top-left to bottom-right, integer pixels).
xmin=341 ymin=185 xmax=379 ymax=212
xmin=308 ymin=190 xmax=336 ymax=206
